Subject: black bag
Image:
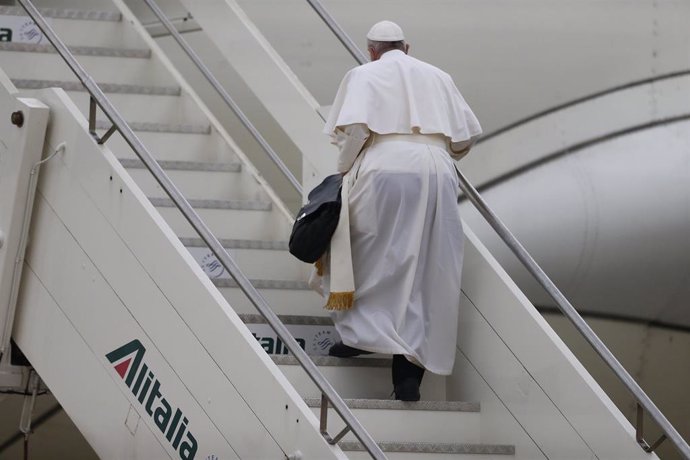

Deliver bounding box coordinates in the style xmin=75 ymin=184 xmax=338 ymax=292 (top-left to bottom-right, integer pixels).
xmin=289 ymin=174 xmax=343 ymax=263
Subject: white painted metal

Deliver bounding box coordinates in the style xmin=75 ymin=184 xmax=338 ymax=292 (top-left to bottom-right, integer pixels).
xmin=123 ymin=166 xmax=275 ymax=203
xmin=109 ymin=130 xmax=236 ymax=163
xmin=274 ymin=356 xmax=448 ymax=402
xmin=464 ymin=73 xmax=690 ymax=188
xmin=0 ymin=51 xmax=177 ymax=86
xmin=154 ymin=204 xmax=290 ymax=241
xmin=111 ymin=0 xmax=294 ymax=222
xmin=67 ymin=91 xmax=208 ymax=126
xmin=461 ymin=120 xmax=690 ymax=328
xmin=306 ymin=401 xmax=482 ymax=444
xmin=452 ymin=226 xmax=658 ymax=459
xmin=12 ymin=87 xmax=346 ymax=459
xmin=0 ymin=71 xmax=49 ymax=365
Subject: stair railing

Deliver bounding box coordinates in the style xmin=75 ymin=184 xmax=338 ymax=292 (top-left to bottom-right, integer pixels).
xmin=16 ymin=1 xmax=385 ymax=458
xmin=304 ymin=1 xmax=690 ymax=458
xmin=141 ymin=0 xmax=302 ymax=196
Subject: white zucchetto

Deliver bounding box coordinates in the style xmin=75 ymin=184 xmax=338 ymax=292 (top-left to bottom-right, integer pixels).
xmin=366 ymin=20 xmax=404 ymax=41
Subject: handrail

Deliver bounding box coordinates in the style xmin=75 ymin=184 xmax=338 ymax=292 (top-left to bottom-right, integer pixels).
xmin=306 ymin=0 xmax=690 ymax=457
xmin=305 ymin=0 xmax=369 ymax=64
xmin=15 ymin=1 xmax=384 ymax=458
xmin=142 ymin=0 xmax=302 ymax=196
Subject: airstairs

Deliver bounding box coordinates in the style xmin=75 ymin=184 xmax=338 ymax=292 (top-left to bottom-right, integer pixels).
xmin=0 ymin=1 xmax=687 ymax=459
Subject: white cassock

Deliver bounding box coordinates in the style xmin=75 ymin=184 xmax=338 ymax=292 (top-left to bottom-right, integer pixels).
xmin=322 ymin=49 xmax=482 ymax=375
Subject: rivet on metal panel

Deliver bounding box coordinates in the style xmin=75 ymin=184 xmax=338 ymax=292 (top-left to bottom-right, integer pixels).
xmin=11 ymin=111 xmax=24 ymax=128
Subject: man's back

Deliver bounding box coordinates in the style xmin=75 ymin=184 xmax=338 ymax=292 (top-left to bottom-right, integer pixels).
xmin=326 ymin=49 xmax=479 ymax=142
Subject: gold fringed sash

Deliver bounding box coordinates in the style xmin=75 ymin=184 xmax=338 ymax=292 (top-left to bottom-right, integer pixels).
xmin=325 ymin=291 xmax=354 ymax=310
xmin=314 ymin=257 xmax=324 ymax=277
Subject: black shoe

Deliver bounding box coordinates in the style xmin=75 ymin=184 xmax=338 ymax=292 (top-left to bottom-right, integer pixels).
xmin=328 ymin=341 xmax=373 ymax=358
xmin=394 ymin=377 xmax=421 ymax=401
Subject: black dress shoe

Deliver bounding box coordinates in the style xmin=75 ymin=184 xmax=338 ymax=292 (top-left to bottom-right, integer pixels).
xmin=328 ymin=341 xmax=373 ymax=358
xmin=394 ymin=377 xmax=421 ymax=402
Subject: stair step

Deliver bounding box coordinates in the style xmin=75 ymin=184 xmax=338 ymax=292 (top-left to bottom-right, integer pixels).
xmin=216 ymin=284 xmax=324 ymax=316
xmin=0 ymin=6 xmax=121 ymax=22
xmin=0 ymin=6 xmax=146 ymax=49
xmin=182 ymin=238 xmax=287 ymax=251
xmin=1 ymin=52 xmax=175 ymax=86
xmin=187 ymin=243 xmax=309 ymax=281
xmin=0 ymin=42 xmax=150 ymax=58
xmin=96 ymin=120 xmax=210 ymax=135
xmin=272 ymin=355 xmax=447 ymax=401
xmin=154 ymin=202 xmax=288 ymax=240
xmin=120 ymin=160 xmax=277 ymax=203
xmin=305 ymin=399 xmax=482 ymax=445
xmin=13 ymin=78 xmax=180 ymax=96
xmin=151 ymin=197 xmax=271 ymax=211
xmin=341 ymin=441 xmax=515 ymax=458
xmin=238 ymin=313 xmax=329 ymax=325
xmin=120 ymin=159 xmax=241 ymax=172
xmin=304 ymin=398 xmax=479 ymax=412
xmin=109 ymin=131 xmax=236 ymax=163
xmin=67 ymin=91 xmax=207 ymax=126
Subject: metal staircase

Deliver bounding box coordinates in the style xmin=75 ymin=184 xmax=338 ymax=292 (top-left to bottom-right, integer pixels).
xmin=1 ymin=1 xmax=688 ymax=459
xmin=0 ymin=2 xmax=516 ymax=458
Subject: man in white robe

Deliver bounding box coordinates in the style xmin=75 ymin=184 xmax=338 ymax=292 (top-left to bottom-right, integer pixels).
xmin=322 ymin=20 xmax=482 ymax=400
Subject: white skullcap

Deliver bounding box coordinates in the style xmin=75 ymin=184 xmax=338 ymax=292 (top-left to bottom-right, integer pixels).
xmin=366 ymin=20 xmax=404 ymax=42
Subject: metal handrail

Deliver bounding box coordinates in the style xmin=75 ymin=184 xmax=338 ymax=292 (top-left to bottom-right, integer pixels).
xmin=16 ymin=1 xmax=385 ymax=458
xmin=305 ymin=0 xmax=369 ymax=64
xmin=306 ymin=0 xmax=690 ymax=457
xmin=142 ymin=0 xmax=302 ymax=196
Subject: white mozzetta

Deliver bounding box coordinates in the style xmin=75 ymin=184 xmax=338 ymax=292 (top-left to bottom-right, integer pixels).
xmin=0 ymin=72 xmax=49 ymax=362
xmin=12 ymin=87 xmax=346 ymax=459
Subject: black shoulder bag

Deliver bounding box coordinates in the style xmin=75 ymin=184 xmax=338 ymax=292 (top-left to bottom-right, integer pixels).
xmin=288 ymin=174 xmax=343 ymax=263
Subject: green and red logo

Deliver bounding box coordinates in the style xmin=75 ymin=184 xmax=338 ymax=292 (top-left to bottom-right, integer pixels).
xmin=107 ymin=340 xmax=198 ymax=460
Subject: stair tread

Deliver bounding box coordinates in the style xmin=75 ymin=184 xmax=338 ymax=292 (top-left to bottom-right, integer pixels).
xmin=272 ymin=354 xmax=390 ymax=368
xmin=12 ymin=79 xmax=181 ymax=96
xmin=95 ymin=120 xmax=210 ymax=134
xmin=213 ymin=278 xmax=306 ymax=289
xmin=0 ymin=6 xmax=121 ymax=22
xmin=0 ymin=42 xmax=150 ymax=58
xmin=180 ymin=238 xmax=287 ymax=250
xmin=239 ymin=313 xmax=329 ymax=325
xmin=339 ymin=441 xmax=515 ymax=455
xmin=119 ymin=158 xmax=241 ymax=173
xmin=151 ymin=197 xmax=272 ymax=211
xmin=304 ymin=398 xmax=480 ymax=412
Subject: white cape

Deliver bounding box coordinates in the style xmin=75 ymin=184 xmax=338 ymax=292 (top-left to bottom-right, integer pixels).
xmin=323 ymin=50 xmax=482 ymax=143
xmin=330 ymin=139 xmax=464 ymax=375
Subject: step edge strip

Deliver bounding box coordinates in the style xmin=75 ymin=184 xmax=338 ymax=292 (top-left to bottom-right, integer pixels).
xmin=119 ymin=158 xmax=241 ymax=172
xmin=12 ymin=79 xmax=180 ymax=96
xmin=339 ymin=441 xmax=515 ymax=455
xmin=303 ymin=398 xmax=480 ymax=412
xmin=272 ymin=355 xmax=391 ymax=368
xmin=0 ymin=6 xmax=122 ymax=21
xmin=151 ymin=197 xmax=272 ymax=211
xmin=96 ymin=120 xmax=210 ymax=135
xmin=0 ymin=42 xmax=150 ymax=58
xmin=239 ymin=313 xmax=332 ymax=326
xmin=180 ymin=237 xmax=287 ymax=251
xmin=213 ymin=279 xmax=307 ymax=290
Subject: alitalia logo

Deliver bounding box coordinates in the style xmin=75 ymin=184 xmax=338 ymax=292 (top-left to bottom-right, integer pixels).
xmin=106 ymin=340 xmax=198 ymax=459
